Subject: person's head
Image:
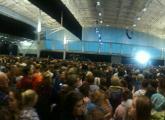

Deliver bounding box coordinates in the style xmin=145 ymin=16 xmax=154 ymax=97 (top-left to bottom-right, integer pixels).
xmin=8 ymin=90 xmax=21 ymax=111
xmin=59 ymin=70 xmax=66 ymax=81
xmin=79 ymin=83 xmax=90 ymax=97
xmin=22 ymin=66 xmax=33 ymax=76
xmin=64 ymin=91 xmax=85 ymax=117
xmin=33 ymin=64 xmax=41 ymax=72
xmin=122 ymin=88 xmax=132 ymax=101
xmin=0 ymin=107 xmax=12 ymax=120
xmin=0 ymin=72 xmax=9 ymax=93
xmin=85 ymin=71 xmax=94 ymax=84
xmin=158 ymin=78 xmax=165 ymax=91
xmin=91 ymin=89 xmax=106 ymax=104
xmin=8 ymin=65 xmax=20 ymax=76
xmin=150 ymin=80 xmax=158 ymax=90
xmin=141 ymin=80 xmax=149 ymax=89
xmin=66 ymin=74 xmax=82 ymax=88
xmin=120 ymin=79 xmax=128 ymax=88
xmin=145 ymin=87 xmax=156 ymax=99
xmin=131 ymin=96 xmax=151 ymax=120
xmin=21 ymin=89 xmax=38 ymax=107
xmin=111 ymin=76 xmax=120 ymax=86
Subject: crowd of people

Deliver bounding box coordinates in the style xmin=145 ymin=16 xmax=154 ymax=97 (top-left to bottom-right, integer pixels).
xmin=0 ymin=55 xmax=165 ymax=120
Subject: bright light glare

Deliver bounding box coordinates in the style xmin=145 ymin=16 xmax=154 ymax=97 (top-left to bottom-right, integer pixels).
xmin=20 ymin=41 xmax=31 ymax=46
xmin=96 ymin=1 xmax=100 ymax=6
xmin=37 ymin=20 xmax=41 ymax=33
xmin=135 ymin=51 xmax=150 ymax=64
xmin=64 ymin=36 xmax=67 ymax=45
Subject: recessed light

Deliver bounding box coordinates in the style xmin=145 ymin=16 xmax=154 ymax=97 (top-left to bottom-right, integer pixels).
xmin=133 ymin=24 xmax=136 ymax=27
xmin=96 ymin=30 xmax=99 ymax=33
xmin=137 ymin=17 xmax=141 ymax=20
xmin=99 ymin=12 xmax=102 ymax=16
xmin=142 ymin=8 xmax=147 ymax=12
xmin=97 ymin=1 xmax=100 ymax=6
xmin=100 ymin=20 xmax=103 ymax=24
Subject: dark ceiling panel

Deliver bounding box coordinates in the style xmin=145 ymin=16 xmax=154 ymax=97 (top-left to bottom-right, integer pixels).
xmin=29 ymin=0 xmax=82 ymax=40
xmin=0 ymin=14 xmax=36 ymax=40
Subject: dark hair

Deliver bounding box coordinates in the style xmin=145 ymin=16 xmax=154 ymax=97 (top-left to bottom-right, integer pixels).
xmin=120 ymin=79 xmax=128 ymax=88
xmin=122 ymin=88 xmax=132 ymax=101
xmin=135 ymin=96 xmax=151 ymax=120
xmin=0 ymin=107 xmax=12 ymax=120
xmin=22 ymin=66 xmax=31 ymax=75
xmin=66 ymin=74 xmax=79 ymax=87
xmin=158 ymin=78 xmax=165 ymax=90
xmin=63 ymin=91 xmax=83 ymax=117
xmin=145 ymin=87 xmax=156 ymax=99
xmin=141 ymin=80 xmax=149 ymax=88
xmin=150 ymin=80 xmax=158 ymax=89
xmin=79 ymin=83 xmax=90 ymax=97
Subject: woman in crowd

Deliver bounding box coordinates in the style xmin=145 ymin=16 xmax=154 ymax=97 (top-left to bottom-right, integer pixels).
xmin=8 ymin=90 xmax=22 ymax=120
xmin=19 ymin=89 xmax=39 ymax=120
xmin=150 ymin=77 xmax=165 ymax=119
xmin=87 ymin=89 xmax=112 ymax=120
xmin=113 ymin=88 xmax=132 ymax=120
xmin=61 ymin=91 xmax=86 ymax=120
xmin=127 ymin=95 xmax=151 ymax=120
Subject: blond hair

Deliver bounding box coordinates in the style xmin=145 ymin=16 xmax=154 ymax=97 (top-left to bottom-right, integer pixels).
xmin=21 ymin=89 xmax=38 ymax=107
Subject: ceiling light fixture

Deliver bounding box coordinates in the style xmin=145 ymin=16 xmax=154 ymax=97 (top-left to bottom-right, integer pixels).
xmin=133 ymin=24 xmax=136 ymax=27
xmin=142 ymin=8 xmax=147 ymax=12
xmin=99 ymin=12 xmax=102 ymax=16
xmin=100 ymin=20 xmax=103 ymax=24
xmin=96 ymin=1 xmax=100 ymax=6
xmin=137 ymin=17 xmax=141 ymax=20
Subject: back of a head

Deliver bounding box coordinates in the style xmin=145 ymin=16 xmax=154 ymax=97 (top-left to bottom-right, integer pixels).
xmin=158 ymin=77 xmax=165 ymax=91
xmin=86 ymin=71 xmax=94 ymax=84
xmin=63 ymin=91 xmax=83 ymax=115
xmin=0 ymin=72 xmax=9 ymax=93
xmin=21 ymin=89 xmax=38 ymax=107
xmin=135 ymin=96 xmax=151 ymax=120
xmin=0 ymin=107 xmax=12 ymax=120
xmin=111 ymin=76 xmax=120 ymax=86
xmin=141 ymin=80 xmax=149 ymax=89
xmin=67 ymin=67 xmax=79 ymax=75
xmin=66 ymin=74 xmax=79 ymax=87
xmin=122 ymin=88 xmax=132 ymax=101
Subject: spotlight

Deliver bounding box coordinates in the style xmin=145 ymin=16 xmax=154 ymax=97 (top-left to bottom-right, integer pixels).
xmin=96 ymin=28 xmax=99 ymax=33
xmin=135 ymin=51 xmax=150 ymax=64
xmin=142 ymin=8 xmax=147 ymax=12
xmin=133 ymin=24 xmax=136 ymax=27
xmin=96 ymin=1 xmax=100 ymax=6
xmin=137 ymin=17 xmax=141 ymax=21
xmin=99 ymin=12 xmax=102 ymax=16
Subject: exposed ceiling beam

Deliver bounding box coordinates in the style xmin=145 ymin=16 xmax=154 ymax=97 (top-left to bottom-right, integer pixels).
xmin=0 ymin=5 xmax=37 ymax=28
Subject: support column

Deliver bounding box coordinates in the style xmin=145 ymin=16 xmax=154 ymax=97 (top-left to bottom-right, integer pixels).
xmin=60 ymin=11 xmax=66 ymax=60
xmin=37 ymin=9 xmax=41 ymax=58
xmin=81 ymin=41 xmax=84 ymax=53
xmin=63 ymin=34 xmax=67 ymax=60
